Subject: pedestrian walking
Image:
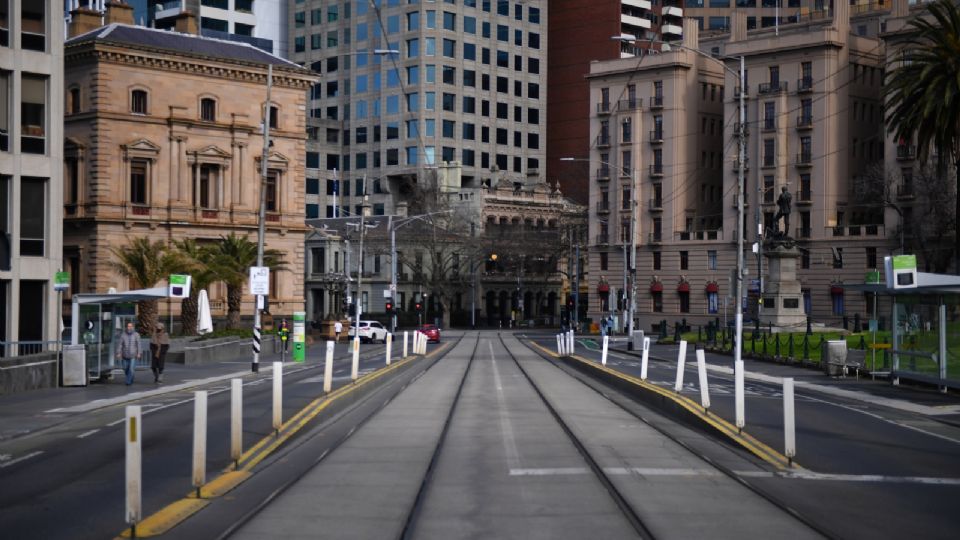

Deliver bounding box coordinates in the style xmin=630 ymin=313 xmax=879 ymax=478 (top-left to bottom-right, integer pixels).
xmin=151 ymin=323 xmax=170 ymax=383
xmin=600 ymin=317 xmax=608 ymax=337
xmin=334 ymin=320 xmax=343 ymax=343
xmin=116 ymin=322 xmax=141 ymax=386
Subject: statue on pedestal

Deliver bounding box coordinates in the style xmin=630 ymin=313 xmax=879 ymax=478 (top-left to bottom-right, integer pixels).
xmin=772 ymin=186 xmax=792 ymax=239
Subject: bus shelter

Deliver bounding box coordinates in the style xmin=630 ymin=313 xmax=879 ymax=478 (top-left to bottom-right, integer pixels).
xmin=70 ymin=287 xmax=167 ymax=380
xmin=844 ymin=273 xmax=960 ymax=392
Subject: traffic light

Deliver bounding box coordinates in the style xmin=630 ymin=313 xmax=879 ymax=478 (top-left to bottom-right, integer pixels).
xmin=385 ymin=300 xmax=394 ymax=313
xmin=566 ymin=298 xmax=574 ymax=312
xmin=415 ymin=301 xmax=423 ymax=313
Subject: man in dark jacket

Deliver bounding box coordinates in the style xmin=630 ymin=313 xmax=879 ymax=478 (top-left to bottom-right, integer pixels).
xmin=116 ymin=322 xmax=141 ymax=385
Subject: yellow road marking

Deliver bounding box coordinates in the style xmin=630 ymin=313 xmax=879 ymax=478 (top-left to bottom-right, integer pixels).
xmin=117 ymin=343 xmax=455 ymax=538
xmin=529 ymin=341 xmax=797 ymax=471
xmin=117 ymin=499 xmax=209 ymax=538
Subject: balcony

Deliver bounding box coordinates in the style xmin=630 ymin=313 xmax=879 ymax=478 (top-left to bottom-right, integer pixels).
xmin=649 ymin=164 xmax=664 ymax=177
xmin=796 ymin=188 xmax=812 ymax=204
xmin=758 ymin=81 xmax=789 ymax=95
xmin=796 ymin=115 xmax=813 ymax=130
xmin=797 ymin=77 xmax=813 ymax=93
xmin=732 ymin=158 xmax=749 ymax=172
xmin=828 ymin=224 xmax=884 ymax=237
xmin=649 ymin=95 xmax=664 ymax=109
xmin=677 ymin=230 xmax=721 ymax=241
xmin=596 ymin=233 xmax=610 ymax=245
xmin=648 ymin=232 xmax=663 ymax=244
xmin=596 ymin=134 xmax=611 ymax=148
xmin=596 ymin=201 xmax=611 ymax=214
xmin=795 ymin=153 xmax=813 ymax=167
xmin=662 ymin=23 xmax=683 ymax=36
xmin=649 ymin=129 xmax=663 ymax=144
xmin=761 ymin=118 xmax=777 ymax=132
xmin=734 ymin=86 xmax=748 ymax=99
xmin=623 ymin=0 xmax=653 ymax=9
xmin=896 ymin=183 xmax=915 ymax=199
xmin=618 ymin=98 xmax=642 ymax=111
xmin=761 ymin=156 xmax=776 ymax=169
xmin=732 ymin=193 xmax=749 ymax=208
xmin=621 ymin=13 xmax=653 ymax=30
xmin=662 ymin=6 xmax=683 ymax=18
xmin=596 ymin=167 xmax=611 ymax=181
xmin=734 ymin=122 xmax=749 ymax=136
xmin=648 ymin=198 xmax=663 ymax=211
xmin=597 ymin=101 xmax=612 ymax=114
xmin=896 ymin=145 xmax=916 ymax=161
xmin=795 ymin=227 xmax=812 ymax=239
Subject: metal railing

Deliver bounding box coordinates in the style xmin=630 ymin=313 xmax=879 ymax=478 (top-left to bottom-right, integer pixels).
xmin=650 ymin=95 xmax=664 ymax=108
xmin=796 ymin=227 xmax=812 ymax=238
xmin=649 ymin=164 xmax=664 ymax=176
xmin=796 ymin=188 xmax=812 ymax=203
xmin=596 ymin=167 xmax=611 ymax=180
xmin=762 ymin=118 xmax=777 ymax=131
xmin=649 ymin=130 xmax=663 ymax=143
xmin=796 ymin=115 xmax=813 ymax=129
xmin=896 ymin=183 xmax=915 ymax=198
xmin=758 ymin=81 xmax=788 ymax=94
xmin=597 ymin=101 xmax=612 ymax=114
xmin=795 ymin=153 xmax=813 ymax=166
xmin=0 ymin=340 xmax=61 ymax=358
xmin=648 ymin=198 xmax=663 ymax=210
xmin=596 ymin=134 xmax=611 ymax=147
xmin=596 ymin=233 xmax=610 ymax=245
xmin=797 ymin=77 xmax=813 ymax=93
xmin=896 ymin=145 xmax=916 ymax=160
xmin=618 ymin=98 xmax=642 ymax=111
xmin=596 ymin=201 xmax=610 ymax=213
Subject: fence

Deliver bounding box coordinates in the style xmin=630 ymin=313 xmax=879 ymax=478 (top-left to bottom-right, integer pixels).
xmin=0 ymin=340 xmax=61 ymax=358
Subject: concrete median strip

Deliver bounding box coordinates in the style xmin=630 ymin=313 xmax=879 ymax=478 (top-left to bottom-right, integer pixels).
xmin=116 ymin=342 xmax=454 ymax=539
xmin=529 ymin=341 xmax=797 ymax=471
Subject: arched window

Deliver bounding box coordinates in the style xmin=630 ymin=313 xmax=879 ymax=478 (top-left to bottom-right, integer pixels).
xmin=68 ymin=87 xmax=81 ymax=115
xmin=131 ymin=89 xmax=148 ymax=114
xmin=200 ymin=97 xmax=216 ymax=121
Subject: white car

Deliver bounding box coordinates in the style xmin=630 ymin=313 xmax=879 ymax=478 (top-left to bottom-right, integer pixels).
xmin=347 ymin=320 xmax=388 ymax=343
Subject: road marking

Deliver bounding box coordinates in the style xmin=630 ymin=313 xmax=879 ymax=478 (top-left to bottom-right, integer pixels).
xmin=0 ymin=450 xmax=43 ymax=468
xmin=510 ymin=467 xmax=588 ymax=476
xmin=509 ymin=467 xmax=720 ymax=477
xmin=77 ymin=429 xmax=100 ymax=439
xmin=801 ymin=394 xmax=960 ymax=447
xmin=737 ymin=470 xmax=960 ymax=485
xmin=491 ymin=341 xmax=521 ymax=470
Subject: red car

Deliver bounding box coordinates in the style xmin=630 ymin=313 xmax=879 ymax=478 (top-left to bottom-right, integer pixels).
xmin=418 ymin=324 xmax=441 ymax=343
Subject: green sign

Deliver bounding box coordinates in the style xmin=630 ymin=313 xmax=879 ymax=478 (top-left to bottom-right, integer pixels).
xmin=54 ymin=271 xmax=70 ymax=292
xmin=293 ymin=311 xmax=306 ymax=363
xmin=865 ymin=270 xmax=881 ymax=284
xmin=892 ymin=255 xmax=917 ymax=271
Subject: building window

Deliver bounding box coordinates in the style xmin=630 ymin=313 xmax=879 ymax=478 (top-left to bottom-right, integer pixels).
xmin=200 ymin=98 xmax=216 ymax=122
xmin=131 ymin=89 xmax=148 ymax=115
xmin=866 ymin=247 xmax=877 ymax=269
xmin=600 ymin=252 xmax=608 ymax=271
xmin=193 ymin=164 xmax=219 ymax=209
xmin=0 ymin=0 xmax=8 ymax=47
xmin=707 ymin=292 xmax=718 ymax=314
xmin=653 ymin=292 xmax=663 ymax=313
xmin=265 ymin=170 xmax=279 ymax=212
xmin=832 ymin=290 xmax=844 ymax=316
xmin=68 ymin=87 xmax=81 ymax=115
xmin=708 ymin=250 xmax=717 ymax=270
xmin=21 ymin=1 xmax=45 ymax=52
xmin=268 ymin=105 xmax=279 ymax=129
xmin=0 ymin=71 xmax=8 ymax=151
xmin=130 ymin=159 xmax=148 ymax=205
xmin=653 ymin=251 xmax=661 ymax=270
xmin=680 ymin=251 xmax=689 ymax=270
xmin=679 ymin=291 xmax=690 ymax=313
xmin=19 ymin=177 xmax=45 ymax=256
xmin=21 ymin=75 xmax=46 ymax=154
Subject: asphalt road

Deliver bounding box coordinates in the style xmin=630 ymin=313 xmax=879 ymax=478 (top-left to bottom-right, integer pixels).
xmin=526 ymin=332 xmax=960 ymax=539
xmin=0 ymin=341 xmax=408 ymax=540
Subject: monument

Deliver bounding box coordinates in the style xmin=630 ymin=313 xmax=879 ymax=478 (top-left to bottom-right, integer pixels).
xmin=763 ymin=187 xmax=806 ymax=329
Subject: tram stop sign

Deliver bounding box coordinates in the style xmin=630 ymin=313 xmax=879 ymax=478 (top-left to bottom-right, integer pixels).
xmin=293 ymin=312 xmax=306 ymax=362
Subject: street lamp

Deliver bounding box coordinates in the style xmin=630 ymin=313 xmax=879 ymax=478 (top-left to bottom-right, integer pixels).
xmin=561 ymin=156 xmax=637 ymax=340
xmin=251 ymin=63 xmax=273 ymax=373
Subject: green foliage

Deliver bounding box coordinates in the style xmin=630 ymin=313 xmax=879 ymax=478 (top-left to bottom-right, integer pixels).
xmin=109 ymin=237 xmax=185 ymax=334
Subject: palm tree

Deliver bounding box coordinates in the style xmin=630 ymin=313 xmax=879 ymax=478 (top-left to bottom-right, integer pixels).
xmin=172 ymin=238 xmax=217 ymax=335
xmin=109 ymin=238 xmax=183 ymax=334
xmin=207 ymin=233 xmax=288 ymax=329
xmin=884 ymin=0 xmax=960 ymax=272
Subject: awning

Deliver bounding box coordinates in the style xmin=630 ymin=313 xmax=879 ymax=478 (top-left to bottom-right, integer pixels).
xmin=677 ymin=282 xmax=690 ymax=293
xmin=830 ymin=285 xmax=844 ymax=295
xmin=650 ymin=282 xmax=663 ymax=293
xmin=706 ymin=282 xmax=719 ymax=293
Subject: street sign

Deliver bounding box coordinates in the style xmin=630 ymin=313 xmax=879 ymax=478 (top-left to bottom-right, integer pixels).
xmin=383 ymin=289 xmax=393 ymax=298
xmin=168 ymin=274 xmax=191 ymax=298
xmin=249 ymin=267 xmax=270 ymax=296
xmin=292 ymin=312 xmax=306 ymax=363
xmin=54 ymin=271 xmax=70 ymax=292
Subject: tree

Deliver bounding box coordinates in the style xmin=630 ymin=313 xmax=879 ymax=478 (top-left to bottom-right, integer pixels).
xmin=206 ymin=233 xmax=288 ymax=329
xmin=884 ymin=0 xmax=960 ymax=272
xmin=172 ymin=238 xmax=217 ymax=335
xmin=109 ymin=238 xmax=183 ymax=334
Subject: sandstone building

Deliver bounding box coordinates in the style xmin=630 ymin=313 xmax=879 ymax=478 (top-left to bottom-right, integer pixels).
xmin=63 ymin=6 xmax=315 ymax=326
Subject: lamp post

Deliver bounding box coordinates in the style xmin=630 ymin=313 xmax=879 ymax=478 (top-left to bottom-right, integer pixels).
xmin=251 ymin=63 xmax=273 ymax=373
xmin=561 ymin=156 xmax=636 ymax=338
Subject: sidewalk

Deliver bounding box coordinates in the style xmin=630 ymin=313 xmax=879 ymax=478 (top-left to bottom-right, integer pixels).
xmin=0 ymin=340 xmax=362 ymax=442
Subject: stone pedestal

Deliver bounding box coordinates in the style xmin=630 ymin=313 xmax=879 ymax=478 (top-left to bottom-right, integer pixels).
xmin=762 ymin=242 xmax=806 ymax=329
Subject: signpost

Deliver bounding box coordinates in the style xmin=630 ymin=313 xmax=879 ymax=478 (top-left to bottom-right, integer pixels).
xmin=292 ymin=311 xmax=306 ymax=363
xmin=168 ymin=274 xmax=191 ymax=298
xmin=249 ymin=266 xmax=270 ymax=373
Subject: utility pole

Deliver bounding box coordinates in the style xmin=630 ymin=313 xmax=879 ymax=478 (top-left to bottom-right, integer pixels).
xmin=627 ymin=168 xmax=637 ymax=344
xmin=735 ymin=56 xmax=746 ymax=367
xmin=251 ymin=63 xmax=272 ymax=374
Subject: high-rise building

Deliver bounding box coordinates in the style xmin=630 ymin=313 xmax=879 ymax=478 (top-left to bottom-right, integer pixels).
xmin=0 ymin=0 xmax=65 ymax=353
xmin=292 ymin=0 xmax=547 ymax=219
xmin=146 ymin=0 xmax=287 ymax=56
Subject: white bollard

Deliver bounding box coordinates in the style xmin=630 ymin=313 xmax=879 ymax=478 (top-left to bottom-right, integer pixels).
xmin=640 ymin=337 xmax=650 ymax=380
xmin=601 ymin=335 xmax=609 ymax=365
xmin=351 ymin=337 xmax=360 ymax=380
xmin=696 ymin=349 xmax=711 ymax=411
xmin=674 ymin=340 xmax=687 ymax=392
xmin=192 ymin=390 xmax=207 ymax=493
xmin=784 ymin=377 xmax=796 ymax=463
xmin=272 ymin=362 xmax=282 ymax=431
xmin=386 ymin=333 xmax=393 ymax=365
xmin=230 ymin=379 xmax=242 ymax=462
xmin=735 ymin=359 xmax=745 ymax=430
xmin=556 ymin=334 xmax=562 ymax=355
xmin=567 ymin=330 xmax=575 ymax=354
xmin=125 ymin=405 xmax=142 ymax=529
xmin=403 ymin=331 xmax=409 ymax=357
xmin=323 ymin=341 xmax=334 ymax=394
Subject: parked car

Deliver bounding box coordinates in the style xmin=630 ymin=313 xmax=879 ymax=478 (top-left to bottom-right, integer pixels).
xmin=418 ymin=324 xmax=441 ymax=343
xmin=348 ymin=320 xmax=389 ymax=343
